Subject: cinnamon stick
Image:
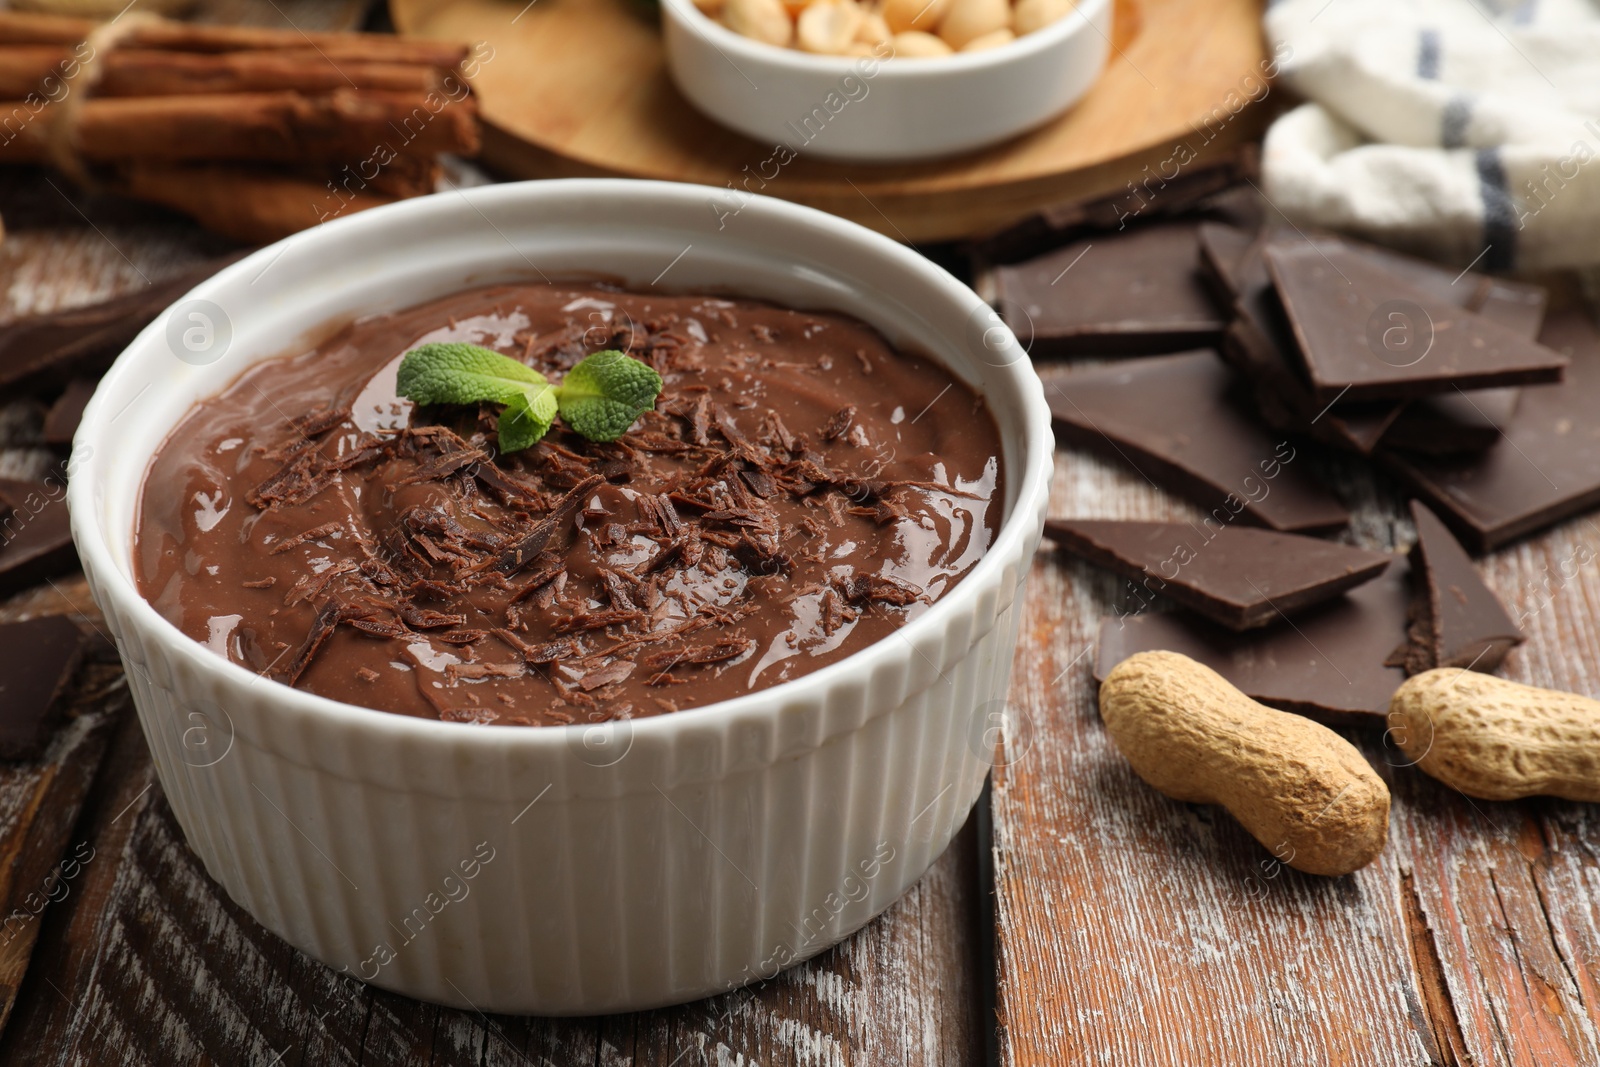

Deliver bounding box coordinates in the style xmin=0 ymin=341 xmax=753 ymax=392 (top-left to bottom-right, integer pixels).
xmin=119 ymin=162 xmax=396 ymax=244
xmin=0 ymin=89 xmax=480 ymax=164
xmin=0 ymin=46 xmax=445 ymax=98
xmin=0 ymin=12 xmax=471 ymax=68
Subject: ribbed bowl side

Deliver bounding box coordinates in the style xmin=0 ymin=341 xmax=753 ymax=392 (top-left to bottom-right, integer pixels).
xmin=88 ymin=540 xmax=1036 ymax=1014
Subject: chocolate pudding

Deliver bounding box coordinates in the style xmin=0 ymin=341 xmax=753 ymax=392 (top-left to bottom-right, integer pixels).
xmin=135 ymin=283 xmax=1004 ymax=725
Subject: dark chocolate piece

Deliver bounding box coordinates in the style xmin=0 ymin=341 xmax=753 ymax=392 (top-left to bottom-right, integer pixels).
xmin=0 ymin=615 xmax=86 ymax=759
xmin=1207 ymin=228 xmax=1547 ymax=333
xmin=1043 ymin=518 xmax=1391 ymax=629
xmin=41 ymin=378 xmax=97 ymax=447
xmin=0 ymin=478 xmax=80 ymax=597
xmin=1224 ymin=291 xmax=1403 ymax=455
xmin=1222 ymin=232 xmax=1543 ymax=453
xmin=1403 ymin=500 xmax=1523 ymax=672
xmin=0 ymin=251 xmax=247 ymax=395
xmin=1046 ymin=351 xmax=1348 ymax=533
xmin=1382 ymin=309 xmax=1600 ymax=553
xmin=1196 ymin=222 xmax=1257 ymax=305
xmin=1265 ymin=242 xmax=1566 ymax=402
xmin=1380 ymin=388 xmax=1519 ymax=455
xmin=971 ymin=147 xmax=1259 ymax=264
xmin=1094 ymin=560 xmax=1411 ymax=726
xmin=994 ymin=222 xmax=1226 ymax=356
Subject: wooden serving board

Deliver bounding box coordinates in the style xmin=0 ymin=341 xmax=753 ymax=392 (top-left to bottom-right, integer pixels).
xmin=390 ymin=0 xmax=1271 ymax=242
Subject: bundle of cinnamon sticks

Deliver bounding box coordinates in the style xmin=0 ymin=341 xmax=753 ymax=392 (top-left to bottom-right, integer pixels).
xmin=0 ymin=10 xmax=484 ymax=242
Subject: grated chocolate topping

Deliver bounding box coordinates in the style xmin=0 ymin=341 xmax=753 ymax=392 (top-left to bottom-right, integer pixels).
xmin=135 ymin=283 xmax=1003 ymax=725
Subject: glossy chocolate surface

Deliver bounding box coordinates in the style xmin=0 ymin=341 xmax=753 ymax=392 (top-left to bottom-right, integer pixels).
xmin=136 ymin=283 xmax=1004 ymax=725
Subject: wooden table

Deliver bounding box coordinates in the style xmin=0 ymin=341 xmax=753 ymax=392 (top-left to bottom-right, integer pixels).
xmin=2 ymin=177 xmax=1600 ymax=1067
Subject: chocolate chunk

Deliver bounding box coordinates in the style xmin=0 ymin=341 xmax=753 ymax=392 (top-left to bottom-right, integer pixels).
xmin=0 ymin=252 xmax=247 ymax=395
xmin=1265 ymin=242 xmax=1566 ymax=402
xmin=1402 ymin=500 xmax=1523 ymax=672
xmin=995 ymin=222 xmax=1226 ymax=356
xmin=0 ymin=479 xmax=79 ymax=597
xmin=41 ymin=379 xmax=97 ymax=447
xmin=1196 ymin=222 xmax=1257 ymax=305
xmin=970 ymin=147 xmax=1259 ymax=264
xmin=1095 ymin=560 xmax=1412 ymax=726
xmin=0 ymin=615 xmax=87 ymax=759
xmin=1047 ymin=351 xmax=1348 ymax=533
xmin=1044 ymin=518 xmax=1391 ymax=630
xmin=1380 ymin=387 xmax=1519 ymax=455
xmin=1381 ymin=309 xmax=1600 ymax=552
xmin=1223 ymin=288 xmax=1403 ymax=455
xmin=1221 ymin=232 xmax=1546 ymax=454
xmin=1210 ymin=229 xmax=1547 ymax=333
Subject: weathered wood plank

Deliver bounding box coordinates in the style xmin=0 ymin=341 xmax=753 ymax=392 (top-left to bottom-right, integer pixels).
xmin=0 ymin=655 xmax=124 ymax=1038
xmin=993 ymin=442 xmax=1437 ymax=1065
xmin=0 ymin=758 xmax=982 ymax=1066
xmin=993 ymin=362 xmax=1600 ymax=1065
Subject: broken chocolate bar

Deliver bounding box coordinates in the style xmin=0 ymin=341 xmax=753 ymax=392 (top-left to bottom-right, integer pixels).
xmin=0 ymin=614 xmax=86 ymax=760
xmin=1095 ymin=559 xmax=1411 ymax=726
xmin=1219 ymin=232 xmax=1544 ymax=454
xmin=994 ymin=222 xmax=1225 ymax=356
xmin=1399 ymin=500 xmax=1523 ymax=673
xmin=1380 ymin=388 xmax=1520 ymax=456
xmin=971 ymin=147 xmax=1259 ymax=264
xmin=42 ymin=379 xmax=97 ymax=447
xmin=1382 ymin=309 xmax=1600 ymax=553
xmin=1047 ymin=350 xmax=1348 ymax=533
xmin=0 ymin=478 xmax=80 ymax=597
xmin=1044 ymin=518 xmax=1391 ymax=629
xmin=1265 ymin=242 xmax=1566 ymax=403
xmin=0 ymin=251 xmax=246 ymax=396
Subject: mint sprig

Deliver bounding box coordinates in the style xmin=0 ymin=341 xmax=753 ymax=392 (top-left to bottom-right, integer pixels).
xmin=395 ymin=343 xmax=663 ymax=451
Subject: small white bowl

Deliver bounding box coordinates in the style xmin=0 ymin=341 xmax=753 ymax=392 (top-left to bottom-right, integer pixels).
xmin=68 ymin=179 xmax=1053 ymax=1014
xmin=660 ymin=0 xmax=1112 ymax=162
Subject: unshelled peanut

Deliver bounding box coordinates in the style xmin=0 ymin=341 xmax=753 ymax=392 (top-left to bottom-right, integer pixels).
xmin=1100 ymin=651 xmax=1391 ymax=877
xmin=1388 ymin=669 xmax=1600 ymax=801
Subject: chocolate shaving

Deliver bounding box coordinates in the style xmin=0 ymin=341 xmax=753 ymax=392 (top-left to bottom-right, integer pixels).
xmin=480 ymin=474 xmax=604 ymax=575
xmin=494 ymin=629 xmax=578 ymax=664
xmin=551 ymin=609 xmax=647 ymax=634
xmin=282 ymin=599 xmax=373 ymax=685
xmin=576 ymin=660 xmax=635 ymax=691
xmin=641 ymin=638 xmax=754 ymax=673
xmin=292 ymin=405 xmax=352 ymax=438
xmin=435 ymin=629 xmax=488 ymax=645
xmin=399 ymin=447 xmax=489 ymax=485
xmin=601 ymin=569 xmax=640 ymax=612
xmin=346 ymin=616 xmax=408 ymax=639
xmin=445 ymin=661 xmax=524 ymax=683
xmin=641 ymin=535 xmax=686 ymax=574
xmin=269 ymin=522 xmax=343 ymax=554
xmin=733 ymin=534 xmax=790 ymax=576
xmin=836 ymin=573 xmax=926 ymax=607
xmin=401 ymin=607 xmax=468 ymax=629
xmin=284 ymin=559 xmax=358 ymax=606
xmin=822 ymin=405 xmax=857 ymax=441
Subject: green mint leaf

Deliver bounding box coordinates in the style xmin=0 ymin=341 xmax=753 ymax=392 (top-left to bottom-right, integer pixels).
xmin=497 ymin=388 xmax=559 ymax=452
xmin=395 ymin=342 xmax=549 ymax=406
xmin=553 ymin=350 xmax=664 ymax=443
xmin=396 ymin=342 xmax=555 ymax=452
xmin=395 ymin=343 xmax=662 ymax=451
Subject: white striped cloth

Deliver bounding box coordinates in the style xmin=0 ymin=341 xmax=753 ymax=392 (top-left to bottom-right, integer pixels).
xmin=1262 ymin=0 xmax=1600 ymax=270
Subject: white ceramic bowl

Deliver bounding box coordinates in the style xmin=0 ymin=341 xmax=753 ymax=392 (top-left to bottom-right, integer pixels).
xmin=660 ymin=0 xmax=1112 ymax=162
xmin=67 ymin=179 xmax=1052 ymax=1014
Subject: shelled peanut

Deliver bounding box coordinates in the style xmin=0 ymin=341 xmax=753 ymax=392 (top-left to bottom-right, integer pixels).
xmin=695 ymin=0 xmax=1077 ymax=56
